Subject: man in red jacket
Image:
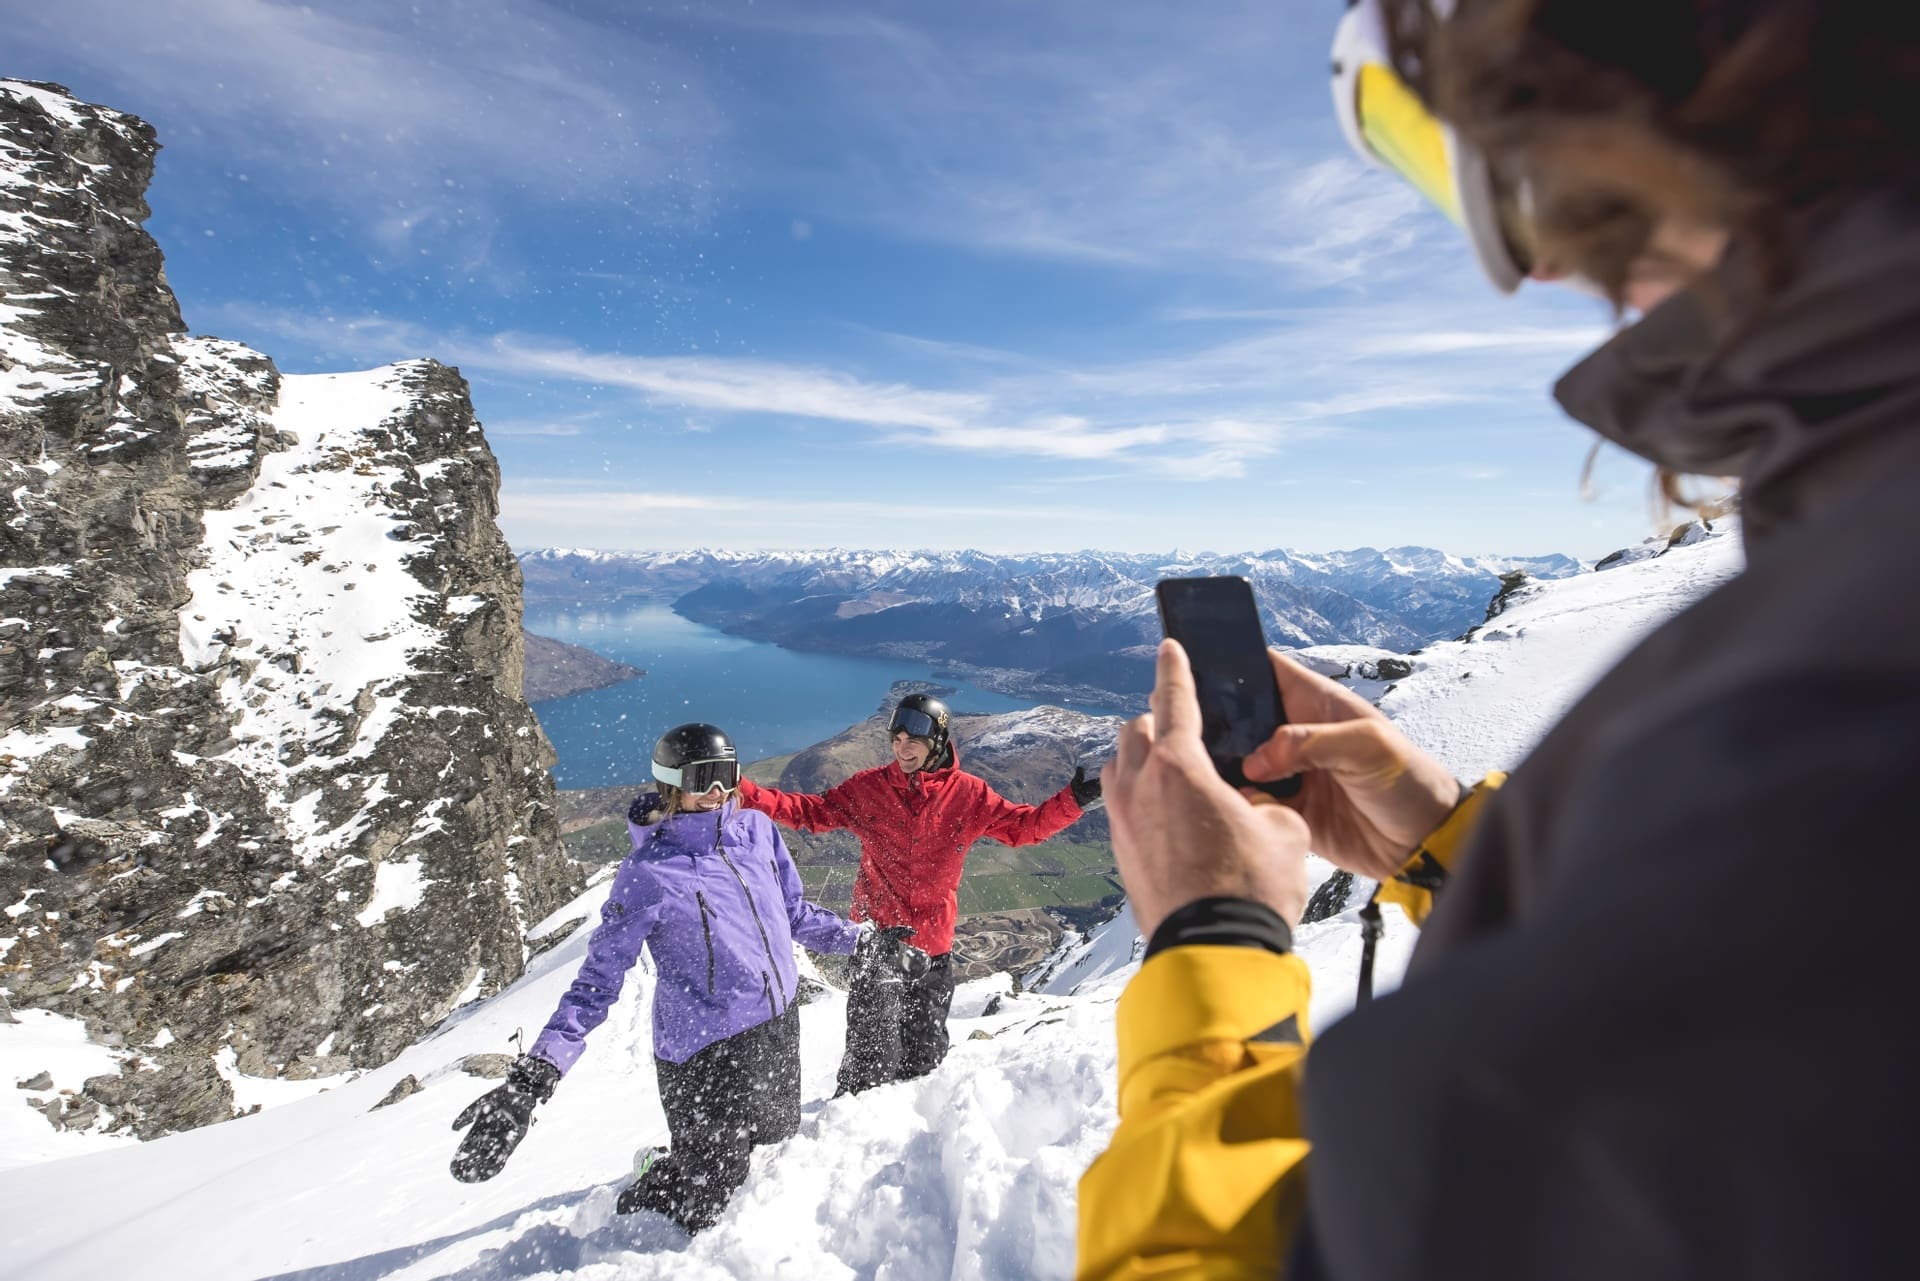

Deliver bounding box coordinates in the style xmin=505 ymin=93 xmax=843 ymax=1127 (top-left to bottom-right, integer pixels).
xmin=738 ymin=692 xmax=1100 ymax=1093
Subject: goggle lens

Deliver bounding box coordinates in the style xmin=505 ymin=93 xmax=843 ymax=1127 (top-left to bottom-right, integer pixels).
xmin=890 ymin=708 xmax=936 ymax=740
xmin=679 ymin=758 xmax=739 ymax=793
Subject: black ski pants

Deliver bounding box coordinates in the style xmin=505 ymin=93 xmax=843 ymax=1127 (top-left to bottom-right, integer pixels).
xmin=618 ymin=1002 xmax=801 ymax=1233
xmin=836 ymin=949 xmax=954 ymax=1096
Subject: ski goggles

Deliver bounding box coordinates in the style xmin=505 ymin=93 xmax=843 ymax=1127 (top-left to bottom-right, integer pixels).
xmin=889 ymin=707 xmax=940 ymax=740
xmin=1330 ymin=0 xmax=1530 ymax=292
xmin=652 ymin=756 xmax=739 ymax=794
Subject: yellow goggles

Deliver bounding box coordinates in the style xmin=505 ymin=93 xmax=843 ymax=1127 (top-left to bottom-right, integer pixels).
xmin=1356 ymin=63 xmax=1462 ymax=224
xmin=1331 ymin=1 xmax=1528 ymax=292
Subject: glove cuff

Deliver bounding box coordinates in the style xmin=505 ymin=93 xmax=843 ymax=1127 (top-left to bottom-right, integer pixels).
xmin=508 ymin=1054 xmax=561 ymax=1103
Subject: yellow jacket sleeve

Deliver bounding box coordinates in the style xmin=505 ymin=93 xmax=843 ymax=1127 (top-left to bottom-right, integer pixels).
xmin=1077 ymin=945 xmax=1313 ymax=1281
xmin=1077 ymin=775 xmax=1508 ymax=1280
xmin=1371 ymin=771 xmax=1505 ymax=925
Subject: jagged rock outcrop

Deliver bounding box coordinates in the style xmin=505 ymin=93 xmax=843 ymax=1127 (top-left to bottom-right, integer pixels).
xmin=0 ymin=80 xmax=581 ymax=1138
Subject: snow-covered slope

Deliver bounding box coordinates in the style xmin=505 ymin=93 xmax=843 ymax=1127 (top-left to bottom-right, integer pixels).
xmin=0 ymin=859 xmax=1407 ymax=1281
xmin=1369 ymin=519 xmax=1744 ymax=780
xmin=0 ymin=520 xmax=1744 ymax=1280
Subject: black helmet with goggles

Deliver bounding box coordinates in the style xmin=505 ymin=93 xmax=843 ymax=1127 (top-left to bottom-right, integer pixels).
xmin=888 ymin=693 xmax=951 ymax=755
xmin=651 ymin=722 xmax=740 ymax=794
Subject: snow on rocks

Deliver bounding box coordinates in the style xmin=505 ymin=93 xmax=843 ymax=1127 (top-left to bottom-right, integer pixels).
xmin=178 ymin=365 xmax=448 ymax=857
xmin=2 ymin=79 xmax=579 ymax=1142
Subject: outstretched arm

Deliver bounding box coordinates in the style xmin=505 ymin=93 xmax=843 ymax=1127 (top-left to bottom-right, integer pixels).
xmin=973 ymin=774 xmax=1087 ymax=847
xmin=768 ymin=824 xmax=862 ymax=955
xmin=529 ymin=857 xmax=664 ymax=1075
xmin=739 ymin=776 xmax=857 ymax=834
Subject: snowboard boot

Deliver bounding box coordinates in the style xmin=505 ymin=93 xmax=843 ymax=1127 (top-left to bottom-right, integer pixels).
xmin=616 ymin=1147 xmax=668 ymax=1216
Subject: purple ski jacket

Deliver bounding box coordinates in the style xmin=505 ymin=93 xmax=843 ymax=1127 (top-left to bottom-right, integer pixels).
xmin=531 ymin=798 xmax=861 ymax=1068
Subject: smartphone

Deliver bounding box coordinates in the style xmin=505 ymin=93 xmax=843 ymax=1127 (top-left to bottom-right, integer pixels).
xmin=1155 ymin=576 xmax=1301 ymax=798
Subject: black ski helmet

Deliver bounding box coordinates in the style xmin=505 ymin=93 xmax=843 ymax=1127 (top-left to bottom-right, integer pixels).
xmin=651 ymin=722 xmax=739 ymax=794
xmin=888 ymin=693 xmax=952 ymax=755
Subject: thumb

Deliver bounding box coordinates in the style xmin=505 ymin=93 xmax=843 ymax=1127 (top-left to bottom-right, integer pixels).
xmin=1245 ymin=719 xmax=1400 ymax=784
xmin=452 ymin=1095 xmax=485 ymax=1131
xmin=1071 ymin=765 xmax=1086 ymax=785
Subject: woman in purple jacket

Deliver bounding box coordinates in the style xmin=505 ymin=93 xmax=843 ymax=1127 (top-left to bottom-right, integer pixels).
xmin=450 ymin=722 xmax=918 ymax=1232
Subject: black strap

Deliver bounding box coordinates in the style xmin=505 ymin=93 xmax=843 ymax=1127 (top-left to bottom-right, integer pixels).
xmin=1355 ymin=900 xmax=1384 ymax=1005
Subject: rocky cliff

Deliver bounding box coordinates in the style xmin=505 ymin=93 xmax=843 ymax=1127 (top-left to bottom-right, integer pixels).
xmin=0 ymin=81 xmax=581 ymax=1137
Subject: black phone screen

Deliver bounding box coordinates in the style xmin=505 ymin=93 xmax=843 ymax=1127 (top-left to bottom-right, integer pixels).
xmin=1155 ymin=576 xmax=1300 ymax=797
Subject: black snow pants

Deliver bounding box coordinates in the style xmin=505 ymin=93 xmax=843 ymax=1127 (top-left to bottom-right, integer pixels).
xmin=836 ymin=949 xmax=955 ymax=1096
xmin=618 ymin=1002 xmax=801 ymax=1233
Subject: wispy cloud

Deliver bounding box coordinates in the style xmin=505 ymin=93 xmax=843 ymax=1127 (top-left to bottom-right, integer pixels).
xmin=12 ymin=0 xmax=723 ymax=255
xmin=210 ymin=304 xmax=1321 ymax=475
xmin=1354 ymin=327 xmax=1613 ymax=356
xmin=481 ymin=340 xmax=988 ymax=432
xmin=215 ymin=291 xmax=1606 ymax=486
xmin=499 ymin=484 xmax=1104 ymax=551
xmin=663 ymin=1 xmax=1441 ymax=280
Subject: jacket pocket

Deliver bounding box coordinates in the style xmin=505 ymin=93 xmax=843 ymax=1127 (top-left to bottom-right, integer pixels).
xmin=695 ymin=890 xmax=716 ymax=995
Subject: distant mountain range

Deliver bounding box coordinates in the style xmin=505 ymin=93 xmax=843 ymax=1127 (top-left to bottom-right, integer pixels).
xmin=518 ymin=546 xmax=1584 ymax=702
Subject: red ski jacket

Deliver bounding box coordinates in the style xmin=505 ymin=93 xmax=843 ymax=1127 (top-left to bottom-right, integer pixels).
xmin=737 ymin=749 xmax=1083 ymax=955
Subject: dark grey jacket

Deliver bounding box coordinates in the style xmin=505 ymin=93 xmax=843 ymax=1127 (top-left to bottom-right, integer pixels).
xmin=1303 ymin=190 xmax=1920 ymax=1281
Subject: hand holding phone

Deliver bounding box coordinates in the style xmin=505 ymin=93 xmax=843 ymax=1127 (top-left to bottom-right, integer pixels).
xmin=1155 ymin=575 xmax=1302 ymax=799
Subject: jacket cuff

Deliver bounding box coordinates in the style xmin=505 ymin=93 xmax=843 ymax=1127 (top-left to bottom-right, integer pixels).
xmin=1144 ymin=896 xmax=1293 ymax=961
xmin=512 ymin=1053 xmax=562 ymax=1099
xmin=1373 ymin=770 xmax=1507 ymax=926
xmin=1116 ymin=946 xmax=1312 ymax=1088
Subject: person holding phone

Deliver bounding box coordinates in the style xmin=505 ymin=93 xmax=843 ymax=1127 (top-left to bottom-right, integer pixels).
xmin=448 ymin=722 xmax=927 ymax=1234
xmin=739 ymin=692 xmax=1100 ymax=1094
xmin=1078 ymin=2 xmax=1916 ymax=1278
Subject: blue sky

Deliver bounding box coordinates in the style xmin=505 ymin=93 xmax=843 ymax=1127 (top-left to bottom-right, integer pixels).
xmin=10 ymin=0 xmax=1670 ymax=559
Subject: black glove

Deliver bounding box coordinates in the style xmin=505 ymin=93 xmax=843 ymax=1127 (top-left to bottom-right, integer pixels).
xmin=856 ymin=923 xmax=931 ymax=981
xmin=1069 ymin=765 xmax=1102 ymax=808
xmin=897 ymin=940 xmax=933 ymax=982
xmin=450 ymin=1054 xmax=560 ymax=1183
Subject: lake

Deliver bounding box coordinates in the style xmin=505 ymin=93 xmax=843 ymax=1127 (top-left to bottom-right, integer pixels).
xmin=525 ymin=602 xmax=1117 ymax=790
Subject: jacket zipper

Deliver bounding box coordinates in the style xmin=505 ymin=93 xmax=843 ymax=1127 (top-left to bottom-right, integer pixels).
xmin=760 ymin=971 xmax=777 ymax=1020
xmin=694 ymin=890 xmax=716 ymax=994
xmin=716 ymin=844 xmax=788 ymax=1010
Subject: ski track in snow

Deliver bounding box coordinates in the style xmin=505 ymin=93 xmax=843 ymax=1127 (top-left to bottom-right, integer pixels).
xmin=0 ymin=528 xmax=1743 ymax=1280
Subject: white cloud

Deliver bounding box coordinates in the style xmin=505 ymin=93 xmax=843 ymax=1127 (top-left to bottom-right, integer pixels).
xmin=478 ymin=339 xmax=988 ymax=432
xmin=499 ymin=484 xmax=1102 ymax=551
xmin=212 ymin=292 xmax=1610 ymax=487
xmin=1354 ymin=327 xmax=1614 ymax=356
xmin=13 ymin=0 xmax=723 ymax=252
xmin=657 ymin=1 xmax=1443 ymax=280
